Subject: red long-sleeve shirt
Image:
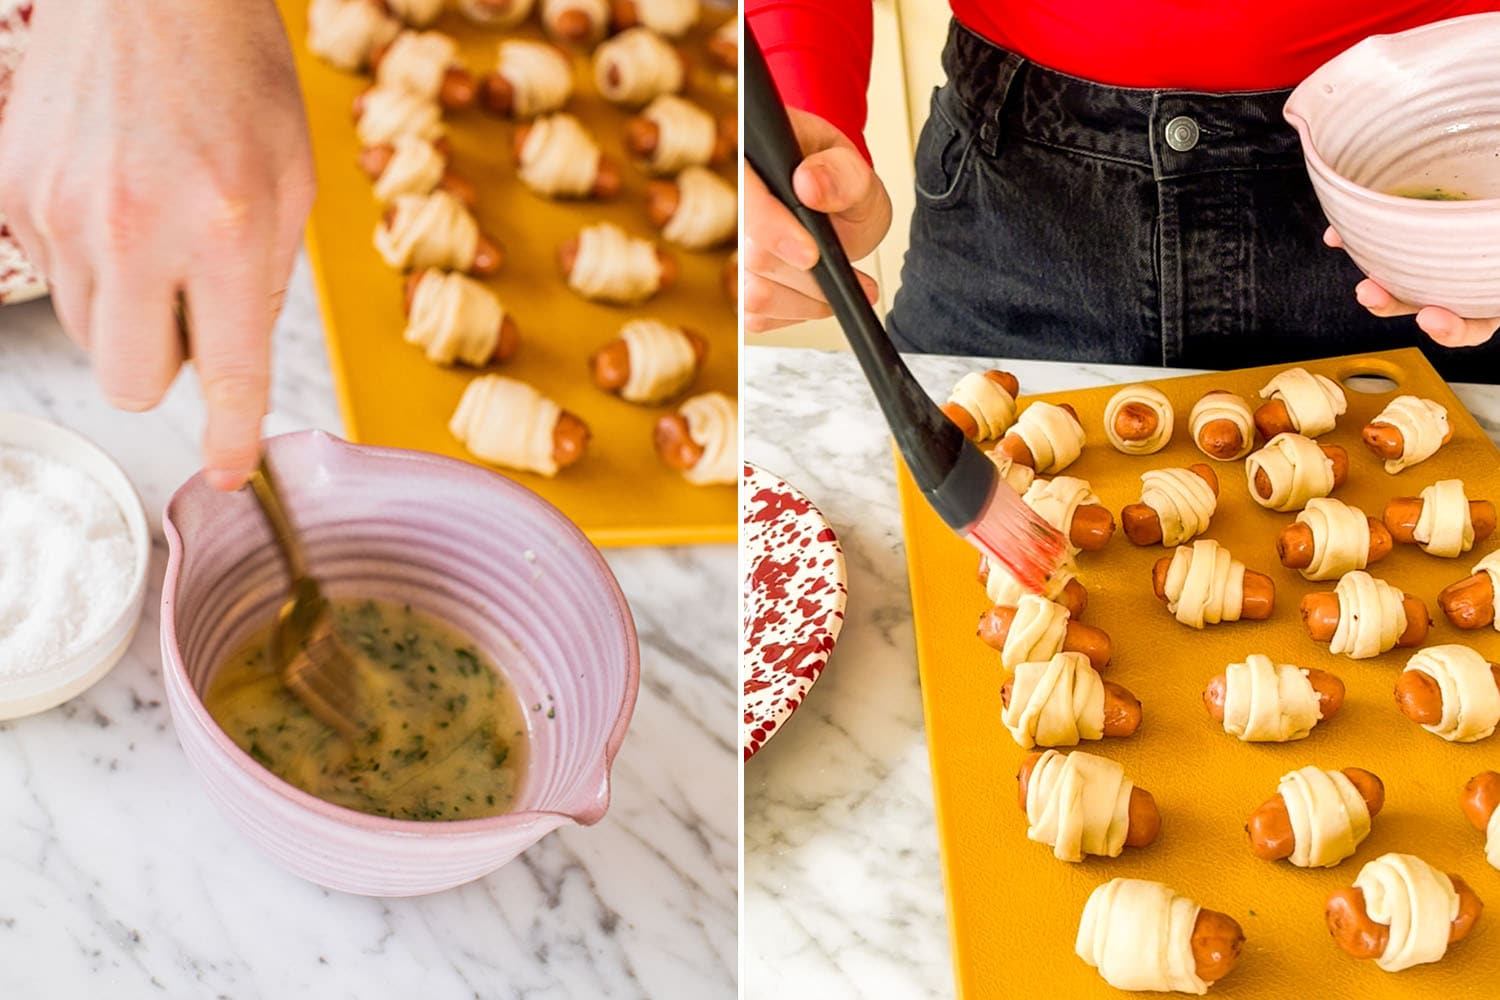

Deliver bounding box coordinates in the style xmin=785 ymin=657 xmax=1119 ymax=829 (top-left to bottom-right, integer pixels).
xmin=746 ymin=1 xmax=1498 ymax=156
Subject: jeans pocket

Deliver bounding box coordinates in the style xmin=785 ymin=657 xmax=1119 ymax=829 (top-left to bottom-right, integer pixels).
xmin=913 ymin=86 xmax=977 ymax=210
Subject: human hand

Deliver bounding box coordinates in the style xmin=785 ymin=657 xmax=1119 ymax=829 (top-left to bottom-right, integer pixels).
xmin=744 ymin=106 xmax=892 ymax=333
xmin=1325 ymin=227 xmax=1500 ymax=348
xmin=0 ymin=0 xmax=316 ymax=490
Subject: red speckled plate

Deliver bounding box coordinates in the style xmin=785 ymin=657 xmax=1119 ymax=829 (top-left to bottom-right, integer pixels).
xmin=0 ymin=2 xmax=44 ymax=308
xmin=742 ymin=463 xmax=847 ymax=761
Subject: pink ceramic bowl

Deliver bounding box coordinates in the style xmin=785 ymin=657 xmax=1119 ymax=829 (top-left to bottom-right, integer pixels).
xmin=160 ymin=431 xmax=639 ymax=896
xmin=1284 ymin=12 xmax=1500 ymax=318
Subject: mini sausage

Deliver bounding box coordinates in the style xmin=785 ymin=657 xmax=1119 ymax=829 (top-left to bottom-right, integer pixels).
xmin=1277 ymin=516 xmax=1394 ymax=571
xmin=1151 ymin=557 xmax=1275 ymax=620
xmin=547 ymin=5 xmax=602 ymax=44
xmin=1190 ymin=910 xmax=1245 ymax=985
xmin=402 ymin=269 xmax=520 ymax=363
xmin=1251 ymin=443 xmax=1348 ymax=501
xmin=557 ymin=236 xmax=677 ymax=291
xmin=977 ymin=605 xmax=1112 ymax=671
xmin=940 ymin=370 xmax=1021 ymax=440
xmin=552 ymin=411 xmax=590 ymax=469
xmin=512 ymin=124 xmax=623 ymax=199
xmin=1112 ymin=402 xmax=1160 ymax=447
xmin=590 ymin=328 xmax=708 ymax=392
xmin=625 ymin=112 xmax=738 ymax=166
xmin=1001 ymin=677 xmax=1141 ymax=738
xmin=1195 ymin=389 xmax=1249 ymax=460
xmin=1362 ymin=418 xmax=1454 ymax=462
xmin=1326 ymin=875 xmax=1483 ymax=960
xmin=1300 ymin=590 xmax=1430 ymax=647
xmin=358 ymin=144 xmax=478 ymax=208
xmin=1462 ymin=771 xmax=1500 ymax=833
xmin=368 ymin=42 xmax=477 ymax=110
xmin=1017 ymin=751 xmax=1160 ymax=848
xmin=1440 ymin=571 xmax=1498 ymax=630
xmin=654 ymin=413 xmax=700 ymax=471
xmin=977 ymin=558 xmax=1090 ymax=618
xmin=1246 ymin=768 xmax=1383 ymax=862
xmin=1252 ymin=397 xmax=1295 ymax=441
xmin=598 ymin=46 xmax=690 ymax=93
xmin=1203 ymin=666 xmax=1345 ymax=724
xmin=995 ymin=402 xmax=1080 ymax=468
xmin=379 ymin=205 xmax=504 ymax=276
xmin=1395 ymin=662 xmax=1500 ymax=726
xmin=1121 ymin=464 xmax=1218 ymax=546
xmin=1383 ymin=496 xmax=1498 ymax=546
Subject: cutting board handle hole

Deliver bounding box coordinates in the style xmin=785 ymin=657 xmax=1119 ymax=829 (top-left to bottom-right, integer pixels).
xmin=1340 ymin=372 xmax=1400 ymax=395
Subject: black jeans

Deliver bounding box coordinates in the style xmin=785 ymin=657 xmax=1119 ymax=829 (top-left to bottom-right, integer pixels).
xmin=887 ymin=21 xmax=1500 ymax=383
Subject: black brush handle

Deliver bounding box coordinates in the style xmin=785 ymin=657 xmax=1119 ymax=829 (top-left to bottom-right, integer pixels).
xmin=743 ymin=27 xmax=991 ymax=530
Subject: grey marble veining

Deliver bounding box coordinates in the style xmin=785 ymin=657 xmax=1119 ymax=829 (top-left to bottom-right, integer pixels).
xmin=0 ymin=256 xmax=735 ymax=1000
xmin=741 ymin=344 xmax=1500 ymax=1000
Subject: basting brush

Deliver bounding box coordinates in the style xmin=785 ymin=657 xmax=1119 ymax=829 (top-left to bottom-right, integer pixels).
xmin=744 ymin=28 xmax=1067 ymax=590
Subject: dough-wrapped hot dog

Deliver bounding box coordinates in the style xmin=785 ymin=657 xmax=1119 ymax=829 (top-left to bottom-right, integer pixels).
xmin=1001 ymin=651 xmax=1141 ymax=749
xmin=1395 ymin=644 xmax=1500 ymax=742
xmin=558 ymin=222 xmax=674 ymax=304
xmin=707 ymin=17 xmax=737 ymax=71
xmin=1076 ymin=879 xmax=1243 ymax=994
xmin=354 ymin=85 xmax=445 ymax=147
xmin=308 ymin=0 xmax=398 ymax=72
xmin=979 ymin=554 xmax=1088 ymax=618
xmin=978 ymin=593 xmax=1111 ymax=671
xmin=1018 ymin=749 xmax=1159 ymax=860
xmin=386 ymin=0 xmax=445 ymax=26
xmin=1246 ymin=766 xmax=1379 ymax=867
xmin=941 ymin=370 xmax=1019 ymax=441
xmin=1383 ymin=479 xmax=1494 ymax=558
xmin=1245 ymin=433 xmax=1346 ymax=512
xmin=1254 ymin=367 xmax=1347 ymax=439
xmin=458 ymin=0 xmax=537 ymax=27
xmin=1325 ymin=853 xmax=1482 ymax=971
xmin=1152 ymin=539 xmax=1274 ymax=628
xmin=1022 ymin=476 xmax=1115 ymax=554
xmin=1438 ymin=549 xmax=1500 ymax=630
xmin=626 ymin=95 xmax=736 ymax=175
xmin=593 ymin=27 xmax=685 ymax=105
xmin=370 ymin=31 xmax=476 ymax=109
xmin=449 ymin=375 xmax=589 ymax=476
xmin=1301 ymin=571 xmax=1428 ymax=659
xmin=1362 ymin=395 xmax=1451 ymax=473
xmin=1104 ymin=384 xmax=1173 ymax=455
xmin=1202 ymin=655 xmax=1342 ymax=742
xmin=543 ymin=0 xmax=610 ymax=45
xmin=1121 ymin=465 xmax=1217 ymax=547
xmin=996 ymin=402 xmax=1085 ymax=474
xmin=361 ymin=135 xmax=474 ymax=206
xmin=654 ymin=392 xmax=736 ymax=485
xmin=1277 ymin=497 xmax=1391 ymax=580
xmin=984 ymin=449 xmax=1035 ymax=494
xmin=402 ymin=269 xmax=518 ymax=367
xmin=514 ymin=114 xmax=621 ymax=200
xmin=646 ymin=166 xmax=736 ymax=250
xmin=375 ymin=191 xmax=504 ymax=275
xmin=482 ymin=40 xmax=573 ymax=118
xmin=1461 ymin=771 xmax=1500 ymax=871
xmin=591 ymin=319 xmax=705 ymax=404
xmin=1189 ymin=389 xmax=1254 ymax=461
xmin=611 ymin=0 xmax=700 ymax=37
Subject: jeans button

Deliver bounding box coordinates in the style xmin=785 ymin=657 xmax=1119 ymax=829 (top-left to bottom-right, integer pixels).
xmin=1165 ymin=116 xmax=1200 ymax=152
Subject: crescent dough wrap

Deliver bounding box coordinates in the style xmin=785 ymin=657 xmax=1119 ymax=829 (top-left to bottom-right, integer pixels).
xmin=1076 ymin=880 xmax=1208 ymax=995
xmin=1413 ymin=479 xmax=1476 ymax=558
xmin=677 ymin=392 xmax=737 ymax=486
xmin=375 ymin=191 xmax=478 ymax=271
xmin=1404 ymin=644 xmax=1500 ymax=742
xmin=999 ymin=594 xmax=1072 ymax=669
xmin=1329 ymin=571 xmax=1408 ymax=659
xmin=1026 ymin=749 xmax=1133 ymax=862
xmin=519 ymin=114 xmax=603 ymax=198
xmin=1162 ymin=539 xmax=1246 ymax=629
xmin=594 ymin=28 xmax=683 ymax=105
xmin=308 ymin=0 xmax=398 ymax=71
xmin=630 ymin=0 xmax=700 ymax=37
xmin=404 ymin=271 xmax=503 ymax=367
xmin=496 ymin=40 xmax=573 ymax=117
xmin=1011 ymin=402 xmax=1086 ymax=474
xmin=357 ymin=86 xmax=445 ymax=147
xmin=449 ymin=375 xmax=562 ymax=476
xmin=1221 ymin=654 xmax=1321 ymax=742
xmin=1023 ymin=477 xmax=1100 ymax=556
xmin=543 ymin=0 xmax=609 ymax=40
xmin=459 ymin=0 xmax=537 ymax=27
xmin=1002 ymin=652 xmax=1104 ymax=749
xmin=985 ymin=554 xmax=1079 ymax=608
xmin=948 ymin=372 xmax=1018 ymax=441
xmin=1279 ymin=766 xmax=1371 ymax=868
xmin=372 ymin=135 xmax=446 ymax=203
xmin=1352 ymin=853 xmax=1460 ymax=972
xmin=1139 ymin=468 xmax=1217 ymax=546
xmin=1488 ymin=800 xmax=1500 ymax=871
xmin=1104 ymin=385 xmax=1174 ymax=455
xmin=1474 ymin=550 xmax=1500 ymax=632
xmin=567 ymin=223 xmax=663 ymax=304
xmin=1295 ymin=497 xmax=1371 ymax=581
xmin=377 ymin=31 xmax=457 ymax=100
xmin=1245 ymin=433 xmax=1334 ymax=512
xmin=1372 ymin=395 xmax=1449 ymax=473
xmin=618 ymin=319 xmax=697 ymax=403
xmin=1259 ymin=367 xmax=1347 ymax=437
xmin=661 ymin=166 xmax=737 ymax=250
xmin=986 ymin=451 xmax=1036 ymax=494
xmin=639 ymin=95 xmax=717 ymax=175
xmin=1189 ymin=391 xmax=1255 ymax=461
xmin=387 ymin=0 xmax=444 ymax=25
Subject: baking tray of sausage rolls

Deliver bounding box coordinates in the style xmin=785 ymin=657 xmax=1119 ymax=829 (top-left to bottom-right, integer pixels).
xmin=896 ymin=348 xmax=1499 ymax=998
xmin=279 ymin=0 xmax=738 ymax=546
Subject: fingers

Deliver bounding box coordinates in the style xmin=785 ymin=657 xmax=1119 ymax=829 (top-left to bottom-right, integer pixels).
xmin=1416 ymin=307 xmax=1500 ymax=349
xmin=744 ymin=165 xmax=818 ymax=271
xmin=791 ymin=145 xmax=891 ymax=261
xmin=745 ymin=272 xmax=833 ymax=322
xmin=44 ymin=266 xmax=95 ymax=351
xmin=1323 ymin=226 xmax=1343 ymax=249
xmin=1354 ymin=279 xmax=1417 ymax=318
xmin=90 ymin=269 xmax=183 ymax=412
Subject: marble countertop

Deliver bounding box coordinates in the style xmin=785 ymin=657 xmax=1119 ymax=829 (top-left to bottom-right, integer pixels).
xmin=742 ymin=344 xmax=1500 ymax=999
xmin=0 ymin=260 xmax=735 ymax=1000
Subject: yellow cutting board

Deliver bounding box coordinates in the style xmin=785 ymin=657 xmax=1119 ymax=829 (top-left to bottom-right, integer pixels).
xmin=277 ymin=0 xmax=737 ymax=546
xmin=896 ymin=349 xmax=1500 ymax=998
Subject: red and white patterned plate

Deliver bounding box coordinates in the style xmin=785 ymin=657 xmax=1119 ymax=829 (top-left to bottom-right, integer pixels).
xmin=0 ymin=2 xmax=44 ymax=307
xmin=742 ymin=462 xmax=847 ymax=760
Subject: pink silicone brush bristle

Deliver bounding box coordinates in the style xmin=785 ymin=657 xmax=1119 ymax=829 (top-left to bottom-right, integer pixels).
xmin=963 ymin=481 xmax=1068 ymax=592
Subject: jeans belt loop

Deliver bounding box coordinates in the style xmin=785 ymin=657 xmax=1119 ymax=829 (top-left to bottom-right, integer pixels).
xmin=978 ymin=51 xmax=1025 ymax=158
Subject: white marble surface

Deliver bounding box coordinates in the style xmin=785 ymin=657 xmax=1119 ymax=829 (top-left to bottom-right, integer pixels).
xmin=741 ymin=344 xmax=1500 ymax=999
xmin=0 ymin=258 xmax=735 ymax=1000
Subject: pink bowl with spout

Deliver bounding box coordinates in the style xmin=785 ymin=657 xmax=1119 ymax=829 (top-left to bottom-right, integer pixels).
xmin=160 ymin=431 xmax=639 ymax=896
xmin=1284 ymin=12 xmax=1500 ymax=318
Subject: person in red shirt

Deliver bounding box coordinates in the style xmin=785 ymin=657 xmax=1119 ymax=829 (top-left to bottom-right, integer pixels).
xmin=744 ymin=1 xmax=1500 ymax=379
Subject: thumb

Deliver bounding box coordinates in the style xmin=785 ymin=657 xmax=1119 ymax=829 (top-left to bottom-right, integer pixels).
xmin=793 ymin=146 xmax=880 ymax=223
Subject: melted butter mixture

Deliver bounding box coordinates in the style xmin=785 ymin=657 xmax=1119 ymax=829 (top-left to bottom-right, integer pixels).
xmin=205 ymin=598 xmax=528 ymax=822
xmin=1387 ymin=186 xmax=1472 ymax=201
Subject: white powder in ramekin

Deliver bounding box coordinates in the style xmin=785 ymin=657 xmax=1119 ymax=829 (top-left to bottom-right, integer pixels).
xmin=0 ymin=444 xmax=136 ymax=674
